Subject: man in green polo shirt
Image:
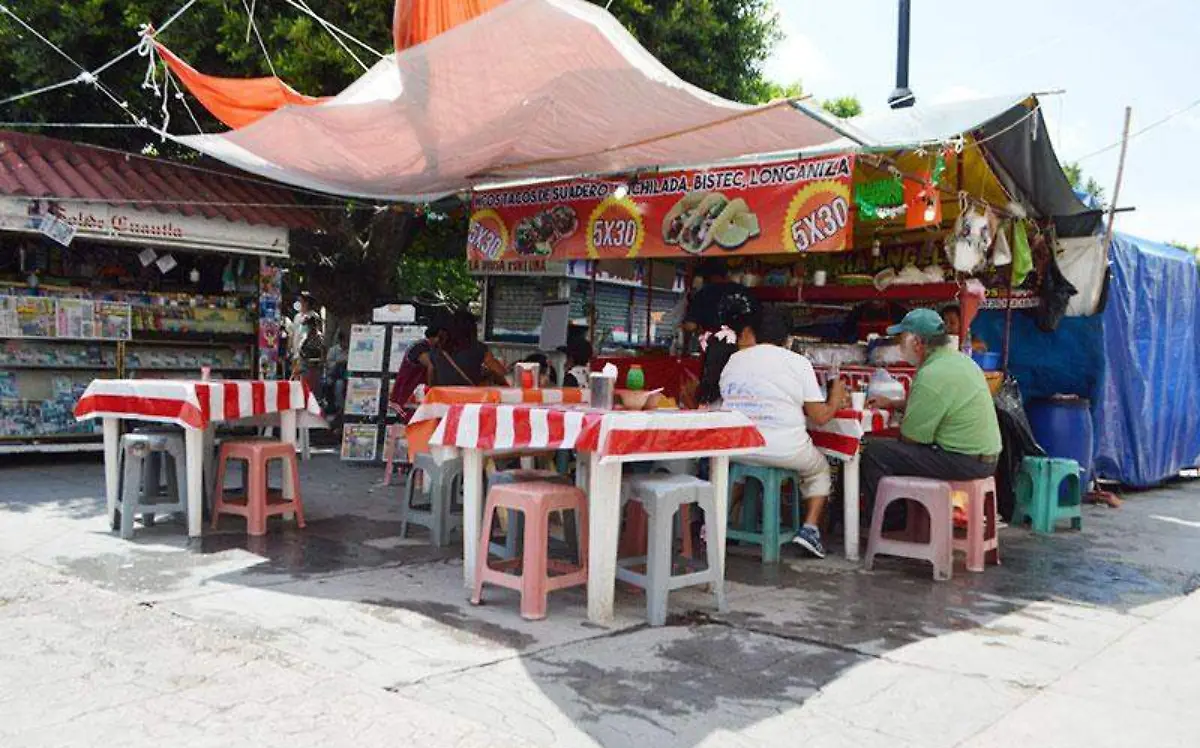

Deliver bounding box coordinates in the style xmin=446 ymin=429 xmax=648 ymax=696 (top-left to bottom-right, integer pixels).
xmin=862 ymin=308 xmax=1002 ymax=519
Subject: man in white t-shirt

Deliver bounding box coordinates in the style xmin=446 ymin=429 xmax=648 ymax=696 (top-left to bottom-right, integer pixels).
xmin=720 ymin=309 xmax=847 ymax=558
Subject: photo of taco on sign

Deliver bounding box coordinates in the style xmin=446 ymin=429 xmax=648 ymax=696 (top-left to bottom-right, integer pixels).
xmin=467 ymin=154 xmax=855 ymax=261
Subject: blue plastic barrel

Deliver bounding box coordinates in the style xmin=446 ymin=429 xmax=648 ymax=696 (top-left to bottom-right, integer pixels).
xmin=1026 ymin=397 xmax=1094 ymax=486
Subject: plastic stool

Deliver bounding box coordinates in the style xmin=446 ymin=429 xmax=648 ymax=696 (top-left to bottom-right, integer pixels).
xmin=211 ymin=440 xmax=306 ymax=536
xmin=487 ymin=469 xmax=573 ymax=559
xmin=471 ymin=482 xmax=588 ymax=620
xmin=1013 ymin=457 xmax=1083 ymax=534
xmin=620 ymin=502 xmax=694 ymax=560
xmin=865 ymin=477 xmax=954 ymax=581
xmin=381 ymin=424 xmax=409 ymax=486
xmin=726 ymin=462 xmax=802 ymax=563
xmin=117 ymin=432 xmax=187 ymax=539
xmin=618 ymin=474 xmax=726 ymax=625
xmin=951 ymin=477 xmax=1001 ymax=572
xmin=401 ymin=452 xmax=463 ymax=546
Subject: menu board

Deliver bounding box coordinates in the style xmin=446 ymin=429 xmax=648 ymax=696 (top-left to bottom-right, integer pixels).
xmin=340 ymin=423 xmax=379 ymax=461
xmin=0 ymin=296 xmax=130 ymax=340
xmin=388 ymin=325 xmax=425 ymax=373
xmin=344 ymin=377 xmax=382 ymax=417
xmin=348 ymin=324 xmax=387 ymax=372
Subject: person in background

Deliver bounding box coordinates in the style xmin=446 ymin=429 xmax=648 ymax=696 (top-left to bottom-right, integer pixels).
xmin=861 ymin=308 xmax=1001 ymax=522
xmin=559 ymin=338 xmax=593 ymax=388
xmin=521 ymin=352 xmax=558 ymax=388
xmin=694 ymin=289 xmax=758 ymax=408
xmin=720 ymin=307 xmax=848 ymax=558
xmin=941 ymin=303 xmax=987 ymax=353
xmin=432 ymin=309 xmax=509 ymax=386
xmin=324 ymin=330 xmax=349 ymax=413
xmin=682 ymin=257 xmax=749 ymax=338
xmin=388 ymin=322 xmax=445 ymax=420
xmin=288 ymin=291 xmax=324 ymax=396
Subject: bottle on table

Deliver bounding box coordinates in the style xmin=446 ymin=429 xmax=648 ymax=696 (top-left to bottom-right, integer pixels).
xmin=625 ymin=364 xmax=645 ymax=391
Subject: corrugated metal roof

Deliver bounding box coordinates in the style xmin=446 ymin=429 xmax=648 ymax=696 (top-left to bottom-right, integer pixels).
xmin=0 ymin=130 xmax=325 ymax=230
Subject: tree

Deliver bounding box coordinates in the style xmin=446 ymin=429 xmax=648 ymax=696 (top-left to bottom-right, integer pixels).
xmin=1063 ymin=161 xmax=1106 ymax=205
xmin=597 ymin=0 xmax=782 ymax=104
xmin=822 ymin=96 xmax=862 ymax=119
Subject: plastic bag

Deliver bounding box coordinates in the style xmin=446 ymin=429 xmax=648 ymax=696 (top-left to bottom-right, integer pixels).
xmin=1034 ymin=251 xmax=1078 ymax=333
xmin=867 ymin=367 xmax=906 ymax=402
xmin=993 ymin=375 xmax=1045 ymax=520
xmin=1012 ymin=220 xmax=1033 ymax=286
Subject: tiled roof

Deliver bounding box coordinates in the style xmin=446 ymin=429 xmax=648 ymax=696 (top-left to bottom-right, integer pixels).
xmin=0 ymin=130 xmax=325 ymax=230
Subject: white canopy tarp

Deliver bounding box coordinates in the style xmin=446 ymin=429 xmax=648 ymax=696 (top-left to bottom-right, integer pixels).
xmin=173 ymin=0 xmax=853 ymax=201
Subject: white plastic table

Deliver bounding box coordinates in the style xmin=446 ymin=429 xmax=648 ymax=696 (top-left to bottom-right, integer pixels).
xmin=74 ymin=379 xmax=324 ymax=538
xmin=430 ymin=402 xmax=764 ymax=625
xmin=808 ymin=407 xmax=894 ymax=560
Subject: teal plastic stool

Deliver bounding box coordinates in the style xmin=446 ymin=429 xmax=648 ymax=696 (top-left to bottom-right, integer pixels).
xmin=1013 ymin=456 xmax=1083 ymax=534
xmin=727 ymin=462 xmax=802 ymax=563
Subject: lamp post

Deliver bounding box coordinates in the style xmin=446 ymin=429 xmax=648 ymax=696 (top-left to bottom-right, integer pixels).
xmin=887 ymin=0 xmax=915 ymax=109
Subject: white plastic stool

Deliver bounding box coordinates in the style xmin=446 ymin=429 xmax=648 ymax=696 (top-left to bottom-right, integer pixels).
xmin=401 ymin=452 xmax=464 ymax=546
xmin=118 ymin=432 xmax=187 ymax=539
xmin=618 ymin=473 xmax=727 ymax=626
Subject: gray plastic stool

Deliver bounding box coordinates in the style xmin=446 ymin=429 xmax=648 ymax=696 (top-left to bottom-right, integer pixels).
xmin=401 ymin=452 xmax=464 ymax=546
xmin=118 ymin=432 xmax=187 ymax=539
xmin=617 ymin=473 xmax=727 ymax=626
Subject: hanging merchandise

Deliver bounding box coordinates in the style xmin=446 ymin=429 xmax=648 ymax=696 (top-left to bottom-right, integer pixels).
xmin=855 ymin=178 xmax=905 ymax=221
xmin=992 ymin=221 xmax=1013 ymax=266
xmin=1012 ymin=220 xmax=1034 ymax=286
xmin=1034 ymin=250 xmax=1079 ymax=333
xmin=222 ymin=260 xmax=237 ymax=292
xmin=904 ymin=171 xmax=942 ymax=230
xmin=949 ymin=204 xmax=994 ymax=273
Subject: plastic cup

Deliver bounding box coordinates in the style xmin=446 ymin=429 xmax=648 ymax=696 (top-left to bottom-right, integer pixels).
xmin=851 ymin=391 xmax=867 ymax=411
xmin=588 ymin=373 xmax=615 ymax=410
xmin=516 ymin=362 xmax=539 ymax=389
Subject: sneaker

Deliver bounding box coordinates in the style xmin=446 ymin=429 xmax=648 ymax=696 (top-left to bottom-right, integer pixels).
xmin=791 ymin=526 xmax=826 ymax=559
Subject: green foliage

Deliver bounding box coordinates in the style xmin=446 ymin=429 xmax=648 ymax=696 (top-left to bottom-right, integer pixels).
xmin=1063 ymin=161 xmax=1106 ymax=204
xmin=0 ymin=1 xmax=393 ymax=150
xmin=595 ymin=0 xmax=782 ymax=104
xmin=759 ymin=80 xmax=805 ymax=103
xmin=822 ymin=96 xmax=862 ymax=119
xmin=396 ymin=212 xmax=479 ymax=309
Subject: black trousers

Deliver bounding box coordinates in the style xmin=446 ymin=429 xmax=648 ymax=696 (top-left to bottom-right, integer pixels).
xmin=861 ymin=438 xmax=997 ymax=527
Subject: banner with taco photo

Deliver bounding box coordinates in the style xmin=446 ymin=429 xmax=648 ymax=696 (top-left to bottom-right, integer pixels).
xmin=467 ymin=153 xmax=856 ymax=262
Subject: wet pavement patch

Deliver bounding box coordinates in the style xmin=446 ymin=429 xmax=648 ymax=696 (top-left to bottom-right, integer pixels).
xmin=528 ymin=625 xmax=861 ymax=724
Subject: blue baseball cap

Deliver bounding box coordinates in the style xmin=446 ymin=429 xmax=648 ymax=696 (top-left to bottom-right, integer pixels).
xmin=887 ymin=308 xmax=946 ymax=338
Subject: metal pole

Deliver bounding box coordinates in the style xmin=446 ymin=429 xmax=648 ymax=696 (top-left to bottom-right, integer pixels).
xmin=1103 ymin=106 xmax=1133 ymax=251
xmin=888 ymin=0 xmax=915 ymax=109
xmin=645 ymin=260 xmax=654 ymax=347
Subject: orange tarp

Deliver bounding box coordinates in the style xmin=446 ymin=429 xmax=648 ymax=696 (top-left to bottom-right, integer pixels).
xmin=392 ymin=0 xmax=506 ymax=51
xmin=155 ymin=43 xmax=328 ymax=130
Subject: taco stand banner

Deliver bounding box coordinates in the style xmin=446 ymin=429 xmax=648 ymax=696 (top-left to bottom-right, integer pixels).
xmin=467 ymin=154 xmax=856 ymax=262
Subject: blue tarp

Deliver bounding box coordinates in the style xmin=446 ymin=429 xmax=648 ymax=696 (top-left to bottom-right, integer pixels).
xmin=974 ymin=232 xmax=1200 ymax=487
xmin=1093 ymin=233 xmax=1200 ymax=486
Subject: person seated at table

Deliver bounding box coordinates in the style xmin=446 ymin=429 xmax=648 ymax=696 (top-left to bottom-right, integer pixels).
xmin=862 ymin=308 xmax=1001 ymax=523
xmin=558 ymin=338 xmax=593 ymax=388
xmin=432 ymin=309 xmax=509 ymax=386
xmin=720 ymin=308 xmax=848 ymax=558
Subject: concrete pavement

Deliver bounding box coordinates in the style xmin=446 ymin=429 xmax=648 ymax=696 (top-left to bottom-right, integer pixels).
xmin=1 ymin=453 xmax=1198 ymax=747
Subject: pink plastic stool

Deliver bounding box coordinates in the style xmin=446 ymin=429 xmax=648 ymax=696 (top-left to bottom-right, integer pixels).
xmin=620 ymin=502 xmax=694 ymax=560
xmin=951 ymin=477 xmax=1000 ymax=572
xmin=865 ymin=477 xmax=953 ymax=581
xmin=471 ymin=482 xmax=588 ymax=620
xmin=381 ymin=424 xmax=408 ymax=486
xmin=211 ymin=440 xmax=306 ymax=537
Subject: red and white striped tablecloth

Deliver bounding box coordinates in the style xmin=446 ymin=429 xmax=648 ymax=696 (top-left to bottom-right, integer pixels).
xmin=74 ymin=379 xmax=323 ymax=430
xmin=408 ymin=386 xmax=585 ymax=426
xmin=809 ymin=408 xmax=892 ymax=460
xmin=430 ymin=403 xmax=764 ymax=461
